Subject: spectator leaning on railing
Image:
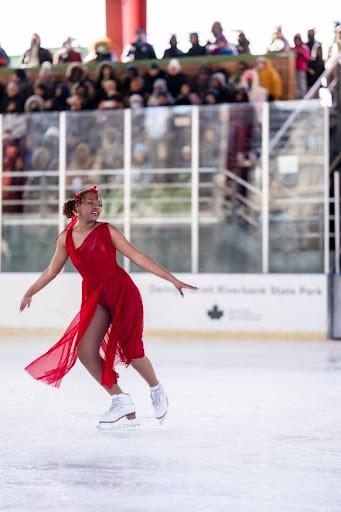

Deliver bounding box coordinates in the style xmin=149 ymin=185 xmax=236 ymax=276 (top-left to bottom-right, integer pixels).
xmin=53 ymin=37 xmax=82 ymax=65
xmin=187 ymin=33 xmax=207 ymax=57
xmin=2 ymin=19 xmax=337 ymax=115
xmin=236 ymin=32 xmax=251 ymax=54
xmin=127 ymin=28 xmax=156 ymax=61
xmin=209 ymin=35 xmax=238 ymax=56
xmin=163 ymin=35 xmax=185 ymax=59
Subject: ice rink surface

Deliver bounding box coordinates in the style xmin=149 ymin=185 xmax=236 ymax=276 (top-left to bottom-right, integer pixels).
xmin=1 ymin=335 xmax=341 ymax=512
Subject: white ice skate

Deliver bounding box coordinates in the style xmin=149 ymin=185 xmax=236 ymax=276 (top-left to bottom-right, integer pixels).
xmin=98 ymin=393 xmax=137 ymax=430
xmin=150 ymin=383 xmax=168 ymax=424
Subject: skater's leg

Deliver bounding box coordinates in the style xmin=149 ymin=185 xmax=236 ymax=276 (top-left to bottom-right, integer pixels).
xmin=132 ymin=356 xmax=168 ymax=422
xmin=131 ymin=356 xmax=158 ymax=387
xmin=78 ymin=305 xmax=123 ymax=395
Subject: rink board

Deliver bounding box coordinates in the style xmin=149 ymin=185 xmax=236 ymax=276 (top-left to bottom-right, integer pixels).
xmin=0 ymin=273 xmax=327 ymax=339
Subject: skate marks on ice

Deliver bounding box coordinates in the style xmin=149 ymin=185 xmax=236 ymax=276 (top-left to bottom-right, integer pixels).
xmin=2 ymin=337 xmax=341 ymax=512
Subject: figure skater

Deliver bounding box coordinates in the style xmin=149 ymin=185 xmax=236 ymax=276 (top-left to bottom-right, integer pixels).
xmin=20 ymin=186 xmax=197 ymax=428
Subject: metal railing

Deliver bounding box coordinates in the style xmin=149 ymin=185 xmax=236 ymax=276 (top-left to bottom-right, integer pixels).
xmin=0 ymin=101 xmax=330 ymax=274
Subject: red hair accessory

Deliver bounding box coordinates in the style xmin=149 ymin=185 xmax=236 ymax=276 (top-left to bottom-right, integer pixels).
xmin=55 ymin=215 xmax=78 ymax=242
xmin=73 ymin=185 xmax=98 ymax=201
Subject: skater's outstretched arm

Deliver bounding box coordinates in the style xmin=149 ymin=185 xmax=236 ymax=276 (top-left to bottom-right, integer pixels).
xmin=19 ymin=233 xmax=69 ymax=312
xmin=108 ymin=224 xmax=198 ymax=297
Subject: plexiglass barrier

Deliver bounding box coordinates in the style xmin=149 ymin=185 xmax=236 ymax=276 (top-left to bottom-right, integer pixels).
xmin=0 ymin=101 xmax=329 ymax=273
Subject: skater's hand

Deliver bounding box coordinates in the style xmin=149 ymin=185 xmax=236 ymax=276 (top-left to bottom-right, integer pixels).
xmin=19 ymin=295 xmax=32 ymax=312
xmin=173 ymin=279 xmax=198 ymax=298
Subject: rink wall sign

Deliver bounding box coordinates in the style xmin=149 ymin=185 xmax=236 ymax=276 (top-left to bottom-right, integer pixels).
xmin=1 ymin=273 xmax=327 ymax=339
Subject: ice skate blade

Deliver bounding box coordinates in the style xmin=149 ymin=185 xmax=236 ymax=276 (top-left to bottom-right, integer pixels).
xmin=157 ymin=413 xmax=167 ymax=425
xmin=97 ymin=418 xmax=140 ymax=430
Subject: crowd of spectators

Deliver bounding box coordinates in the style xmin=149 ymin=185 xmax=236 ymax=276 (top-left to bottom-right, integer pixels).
xmin=0 ymin=56 xmax=284 ymax=116
xmin=0 ymin=21 xmax=340 ymax=115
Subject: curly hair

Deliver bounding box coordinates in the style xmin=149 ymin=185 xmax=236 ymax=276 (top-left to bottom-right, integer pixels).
xmin=62 ymin=186 xmax=99 ymax=218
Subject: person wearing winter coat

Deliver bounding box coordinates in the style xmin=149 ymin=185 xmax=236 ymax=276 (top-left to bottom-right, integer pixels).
xmin=163 ymin=35 xmax=184 ymax=59
xmin=0 ymin=43 xmax=10 ymax=67
xmin=256 ymin=58 xmax=283 ymax=100
xmin=187 ymin=33 xmax=206 ymax=57
xmin=165 ymin=59 xmax=187 ymax=98
xmin=292 ymin=34 xmax=310 ymax=98
xmin=21 ymin=34 xmax=52 ymax=68
xmin=307 ymin=45 xmax=325 ymax=89
xmin=53 ymin=37 xmax=82 ymax=65
xmin=128 ymin=28 xmax=156 ymax=61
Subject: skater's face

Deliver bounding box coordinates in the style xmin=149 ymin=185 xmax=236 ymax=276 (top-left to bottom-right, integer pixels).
xmin=77 ymin=192 xmax=102 ymax=221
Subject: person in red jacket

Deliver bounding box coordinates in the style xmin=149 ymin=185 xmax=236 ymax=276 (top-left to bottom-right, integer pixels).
xmin=292 ymin=34 xmax=311 ymax=98
xmin=0 ymin=43 xmax=9 ymax=67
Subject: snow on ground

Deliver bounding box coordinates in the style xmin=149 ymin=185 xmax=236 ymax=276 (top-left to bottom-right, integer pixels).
xmin=1 ymin=335 xmax=341 ymax=512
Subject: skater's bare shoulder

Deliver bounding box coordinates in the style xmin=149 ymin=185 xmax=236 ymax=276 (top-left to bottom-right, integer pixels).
xmin=56 ymin=231 xmax=67 ymax=248
xmin=107 ymin=223 xmax=142 ymax=260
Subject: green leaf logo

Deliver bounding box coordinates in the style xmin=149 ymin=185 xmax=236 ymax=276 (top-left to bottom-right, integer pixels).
xmin=207 ymin=305 xmax=224 ymax=320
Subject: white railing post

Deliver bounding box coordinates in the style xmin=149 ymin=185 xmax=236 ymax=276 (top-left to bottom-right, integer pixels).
xmin=261 ymin=102 xmax=270 ymax=274
xmin=58 ymin=112 xmax=66 ymax=236
xmin=191 ymin=106 xmax=199 ymax=274
xmin=334 ymin=171 xmax=340 ymax=274
xmin=0 ymin=114 xmax=3 ymax=272
xmin=123 ymin=108 xmax=132 ymax=272
xmin=324 ymin=106 xmax=330 ymax=274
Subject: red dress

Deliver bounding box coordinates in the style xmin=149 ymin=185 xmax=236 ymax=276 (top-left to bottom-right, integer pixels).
xmin=25 ymin=222 xmax=145 ymax=388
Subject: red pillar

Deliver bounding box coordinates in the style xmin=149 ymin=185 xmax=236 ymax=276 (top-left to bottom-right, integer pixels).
xmin=106 ymin=0 xmax=147 ymax=60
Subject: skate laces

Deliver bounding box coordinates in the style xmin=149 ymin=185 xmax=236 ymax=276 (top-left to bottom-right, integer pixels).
xmin=107 ymin=395 xmax=124 ymax=414
xmin=151 ymin=386 xmax=164 ymax=408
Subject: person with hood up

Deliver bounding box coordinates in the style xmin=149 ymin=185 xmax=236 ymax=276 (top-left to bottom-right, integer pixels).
xmin=45 ymin=84 xmax=70 ymax=111
xmin=208 ymin=72 xmax=236 ymax=103
xmin=292 ymin=33 xmax=310 ymax=98
xmin=24 ymin=94 xmax=45 ymax=112
xmin=239 ymin=68 xmax=268 ymax=103
xmin=147 ymin=78 xmax=173 ymax=106
xmin=165 ymin=58 xmax=187 ymax=98
xmin=256 ymin=57 xmax=283 ymax=100
xmin=85 ymin=37 xmax=115 ymax=63
xmin=65 ymin=62 xmax=88 ymax=86
xmin=307 ymin=45 xmax=325 ymax=89
xmin=237 ymin=32 xmax=251 ymax=54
